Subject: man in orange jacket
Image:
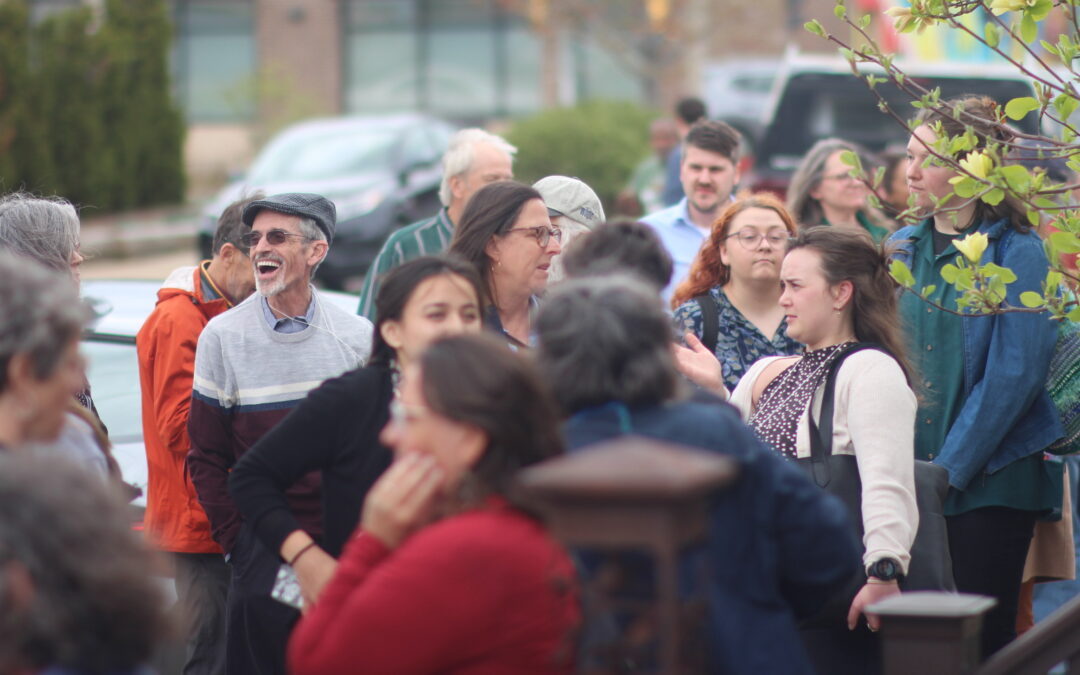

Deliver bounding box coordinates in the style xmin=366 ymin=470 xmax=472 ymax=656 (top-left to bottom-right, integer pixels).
xmin=137 ymin=196 xmax=257 ymax=675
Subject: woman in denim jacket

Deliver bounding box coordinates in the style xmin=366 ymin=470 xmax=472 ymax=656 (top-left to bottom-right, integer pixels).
xmin=889 ymin=96 xmax=1063 ymax=658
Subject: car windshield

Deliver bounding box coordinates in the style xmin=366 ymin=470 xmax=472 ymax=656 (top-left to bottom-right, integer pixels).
xmin=247 ymin=126 xmax=399 ymax=183
xmin=82 ymin=339 xmax=142 ymax=444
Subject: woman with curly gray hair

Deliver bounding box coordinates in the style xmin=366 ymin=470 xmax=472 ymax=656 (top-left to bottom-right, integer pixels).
xmin=786 ymin=139 xmax=893 ymax=243
xmin=0 ymin=454 xmax=169 ymax=674
xmin=0 ymin=192 xmax=84 ymax=285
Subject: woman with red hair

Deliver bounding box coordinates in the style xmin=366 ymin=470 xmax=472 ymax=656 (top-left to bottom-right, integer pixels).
xmin=672 ymin=193 xmax=801 ymax=392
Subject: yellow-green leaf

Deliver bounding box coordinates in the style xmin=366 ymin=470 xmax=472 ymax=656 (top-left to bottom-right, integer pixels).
xmin=998 ymin=164 xmax=1031 ymax=193
xmin=1021 ymin=13 xmax=1038 ymax=43
xmin=1021 ymin=291 xmax=1045 ymax=308
xmin=1005 ymin=96 xmax=1040 ymax=120
xmin=983 ymin=188 xmax=1005 ymax=205
xmin=890 ymin=259 xmax=916 ymax=288
xmin=1051 ymin=231 xmax=1080 ymax=252
xmin=1055 ymin=93 xmax=1079 ymax=121
xmin=986 ymin=23 xmax=1001 ymax=47
xmin=941 ymin=263 xmax=960 ymax=284
xmin=805 ymin=20 xmax=826 ymax=37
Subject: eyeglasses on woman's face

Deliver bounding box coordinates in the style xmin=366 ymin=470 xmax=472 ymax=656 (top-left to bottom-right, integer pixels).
xmin=725 ymin=228 xmax=789 ymax=250
xmin=506 ymin=225 xmax=563 ymax=248
xmin=240 ymin=229 xmax=312 ymax=248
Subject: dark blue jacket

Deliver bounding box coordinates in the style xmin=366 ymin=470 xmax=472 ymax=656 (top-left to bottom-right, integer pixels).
xmin=564 ymin=398 xmax=861 ymax=675
xmin=889 ymin=219 xmax=1063 ymax=489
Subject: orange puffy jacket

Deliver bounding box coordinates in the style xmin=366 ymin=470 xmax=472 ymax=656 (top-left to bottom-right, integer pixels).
xmin=137 ymin=264 xmax=233 ymax=553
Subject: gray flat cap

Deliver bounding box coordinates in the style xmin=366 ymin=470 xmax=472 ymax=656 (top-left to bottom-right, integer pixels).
xmin=242 ymin=193 xmax=336 ymax=245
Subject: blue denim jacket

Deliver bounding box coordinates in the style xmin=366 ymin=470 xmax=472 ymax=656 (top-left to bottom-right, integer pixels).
xmin=889 ymin=219 xmax=1063 ymax=490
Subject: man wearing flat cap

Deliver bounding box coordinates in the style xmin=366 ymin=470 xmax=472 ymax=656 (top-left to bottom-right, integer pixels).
xmin=188 ymin=193 xmax=373 ymax=675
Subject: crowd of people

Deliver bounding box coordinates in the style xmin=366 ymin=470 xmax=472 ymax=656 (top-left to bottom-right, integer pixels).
xmin=0 ymin=92 xmax=1077 ymax=675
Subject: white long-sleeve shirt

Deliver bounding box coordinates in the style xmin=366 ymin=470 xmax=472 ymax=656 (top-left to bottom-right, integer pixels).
xmin=731 ymin=349 xmax=919 ymax=573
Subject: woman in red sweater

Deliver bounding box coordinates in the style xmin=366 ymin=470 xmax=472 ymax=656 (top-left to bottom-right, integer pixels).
xmin=288 ymin=333 xmax=579 ymax=674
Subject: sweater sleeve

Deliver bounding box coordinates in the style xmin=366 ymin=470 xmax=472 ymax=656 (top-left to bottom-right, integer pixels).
xmin=187 ymin=325 xmax=242 ymax=553
xmin=838 ymin=352 xmax=919 ymax=574
xmin=229 ymin=371 xmax=367 ymax=555
xmin=288 ymin=520 xmax=524 ymax=674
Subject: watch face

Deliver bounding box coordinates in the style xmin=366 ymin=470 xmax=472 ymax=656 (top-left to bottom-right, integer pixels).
xmin=873 ymin=559 xmax=898 ymax=580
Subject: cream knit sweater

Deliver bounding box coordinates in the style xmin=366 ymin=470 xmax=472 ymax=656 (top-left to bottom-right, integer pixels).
xmin=731 ymin=349 xmax=919 ymax=574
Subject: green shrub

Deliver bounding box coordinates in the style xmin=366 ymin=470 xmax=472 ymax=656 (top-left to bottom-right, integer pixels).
xmin=0 ymin=0 xmax=184 ymax=212
xmin=506 ymin=100 xmax=657 ymax=212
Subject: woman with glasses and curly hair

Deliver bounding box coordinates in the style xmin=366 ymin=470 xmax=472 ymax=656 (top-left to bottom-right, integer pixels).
xmin=449 ymin=181 xmax=562 ymax=348
xmin=672 ymin=193 xmax=802 ymax=392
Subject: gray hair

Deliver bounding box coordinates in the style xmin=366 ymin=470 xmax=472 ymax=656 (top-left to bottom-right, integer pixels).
xmin=0 ymin=253 xmax=88 ymax=394
xmin=0 ymin=454 xmax=168 ymax=672
xmin=0 ymin=193 xmax=81 ymax=275
xmin=438 ymin=128 xmax=517 ymax=207
xmin=296 ymin=215 xmax=327 ymax=275
xmin=786 ymin=138 xmax=877 ymax=228
xmin=535 ymin=275 xmax=679 ymax=414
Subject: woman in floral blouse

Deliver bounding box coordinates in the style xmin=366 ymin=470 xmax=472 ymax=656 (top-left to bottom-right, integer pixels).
xmin=672 ymin=193 xmax=801 ymax=392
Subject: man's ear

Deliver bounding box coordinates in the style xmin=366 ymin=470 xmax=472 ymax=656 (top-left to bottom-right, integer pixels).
xmin=308 ymin=240 xmax=329 ymax=267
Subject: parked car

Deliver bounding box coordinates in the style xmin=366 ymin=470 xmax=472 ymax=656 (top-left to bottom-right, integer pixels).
xmin=200 ymin=114 xmax=456 ymax=289
xmin=743 ymin=54 xmax=1040 ymax=197
xmin=80 ymin=279 xmax=362 ymax=515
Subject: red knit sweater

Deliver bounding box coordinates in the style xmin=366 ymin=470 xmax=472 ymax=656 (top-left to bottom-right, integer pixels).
xmin=287 ymin=499 xmax=579 ymax=674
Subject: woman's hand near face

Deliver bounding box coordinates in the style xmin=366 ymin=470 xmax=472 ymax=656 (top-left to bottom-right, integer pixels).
xmin=672 ymin=333 xmax=728 ymax=398
xmin=847 ymin=580 xmax=900 ymax=631
xmin=361 ymin=453 xmax=444 ymax=550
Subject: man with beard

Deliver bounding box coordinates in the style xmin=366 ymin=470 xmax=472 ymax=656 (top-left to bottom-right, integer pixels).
xmin=641 ymin=119 xmax=743 ymax=306
xmin=188 ymin=193 xmax=373 ymax=675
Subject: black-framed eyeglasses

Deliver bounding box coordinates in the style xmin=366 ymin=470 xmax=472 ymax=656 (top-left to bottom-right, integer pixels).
xmin=507 ymin=225 xmax=562 ymax=247
xmin=725 ymin=229 xmax=789 ymax=250
xmin=240 ymin=229 xmax=312 ymax=247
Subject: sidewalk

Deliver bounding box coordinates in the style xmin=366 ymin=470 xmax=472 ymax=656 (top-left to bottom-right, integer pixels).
xmin=80 ymin=202 xmax=201 ymax=260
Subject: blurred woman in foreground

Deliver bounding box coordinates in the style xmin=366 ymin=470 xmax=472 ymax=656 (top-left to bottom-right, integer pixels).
xmin=288 ymin=333 xmax=579 ymax=674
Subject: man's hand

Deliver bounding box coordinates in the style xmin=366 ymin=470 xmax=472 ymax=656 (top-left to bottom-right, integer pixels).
xmin=361 ymin=453 xmax=443 ymax=550
xmin=848 ymin=580 xmax=900 ymax=631
xmin=672 ymin=332 xmax=728 ymax=397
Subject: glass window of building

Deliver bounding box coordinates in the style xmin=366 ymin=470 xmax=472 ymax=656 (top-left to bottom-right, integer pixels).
xmin=171 ymin=0 xmax=256 ymax=122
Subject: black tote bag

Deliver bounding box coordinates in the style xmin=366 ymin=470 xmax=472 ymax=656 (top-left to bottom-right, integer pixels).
xmin=797 ymin=343 xmax=955 ymax=628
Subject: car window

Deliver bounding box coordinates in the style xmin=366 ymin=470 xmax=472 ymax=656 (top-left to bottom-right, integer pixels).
xmin=759 ymin=72 xmax=1038 ymax=170
xmin=82 ymin=339 xmax=142 ymax=444
xmin=247 ymin=127 xmax=398 ymax=183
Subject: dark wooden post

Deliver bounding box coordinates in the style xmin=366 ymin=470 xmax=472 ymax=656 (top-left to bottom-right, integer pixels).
xmin=869 ymin=592 xmax=996 ymax=675
xmin=515 ymin=437 xmax=739 ymax=673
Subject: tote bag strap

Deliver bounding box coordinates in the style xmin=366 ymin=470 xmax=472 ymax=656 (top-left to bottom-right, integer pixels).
xmin=806 ymin=343 xmax=888 ymax=483
xmin=694 ymin=294 xmax=719 ymax=354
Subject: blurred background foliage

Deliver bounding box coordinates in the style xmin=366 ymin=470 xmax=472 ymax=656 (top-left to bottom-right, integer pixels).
xmin=506 ymin=100 xmax=656 ymax=211
xmin=0 ymin=0 xmax=184 ymax=211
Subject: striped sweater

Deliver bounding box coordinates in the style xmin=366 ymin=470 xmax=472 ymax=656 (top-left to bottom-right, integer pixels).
xmin=187 ymin=290 xmax=373 ymax=554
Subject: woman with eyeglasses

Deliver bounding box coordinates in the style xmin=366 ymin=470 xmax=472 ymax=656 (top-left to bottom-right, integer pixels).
xmin=229 ymin=255 xmax=485 ymax=609
xmin=671 ymin=194 xmax=802 ymax=393
xmin=787 ymin=138 xmax=894 ymax=243
xmin=449 ymin=181 xmax=562 ymax=348
xmin=287 ymin=333 xmax=578 ymax=674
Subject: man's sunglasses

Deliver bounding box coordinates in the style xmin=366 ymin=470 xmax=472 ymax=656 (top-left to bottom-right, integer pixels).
xmin=240 ymin=229 xmax=312 ymax=247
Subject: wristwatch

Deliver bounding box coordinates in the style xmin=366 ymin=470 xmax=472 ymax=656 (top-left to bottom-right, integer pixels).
xmin=867 ymin=557 xmax=902 ymax=582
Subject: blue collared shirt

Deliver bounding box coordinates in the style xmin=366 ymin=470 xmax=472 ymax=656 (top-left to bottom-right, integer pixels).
xmin=260 ymin=294 xmax=316 ymax=334
xmin=640 ymin=197 xmax=708 ymax=306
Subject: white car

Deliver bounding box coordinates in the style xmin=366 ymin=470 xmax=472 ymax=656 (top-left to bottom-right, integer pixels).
xmin=81 ymin=279 xmax=361 ymax=513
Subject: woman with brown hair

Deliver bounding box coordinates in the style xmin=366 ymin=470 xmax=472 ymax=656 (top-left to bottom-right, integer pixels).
xmin=449 ymin=181 xmax=562 ymax=347
xmin=288 ymin=333 xmax=579 ymax=674
xmin=672 ymin=193 xmax=801 ymax=392
xmin=730 ymin=226 xmax=919 ymax=674
xmin=891 ymin=95 xmax=1061 ymax=657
